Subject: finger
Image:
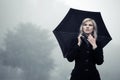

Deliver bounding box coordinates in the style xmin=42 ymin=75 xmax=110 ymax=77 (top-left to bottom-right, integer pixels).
xmin=88 ymin=34 xmax=94 ymax=39
xmin=78 ymin=34 xmax=82 ymax=37
xmin=89 ymin=34 xmax=93 ymax=38
xmin=88 ymin=35 xmax=92 ymax=40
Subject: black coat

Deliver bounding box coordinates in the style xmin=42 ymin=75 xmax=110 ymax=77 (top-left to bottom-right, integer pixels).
xmin=66 ymin=38 xmax=104 ymax=80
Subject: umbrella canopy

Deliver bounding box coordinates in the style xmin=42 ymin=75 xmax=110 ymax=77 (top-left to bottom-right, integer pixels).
xmin=53 ymin=8 xmax=112 ymax=58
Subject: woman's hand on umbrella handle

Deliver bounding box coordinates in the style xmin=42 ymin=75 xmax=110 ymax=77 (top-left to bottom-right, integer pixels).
xmin=77 ymin=34 xmax=82 ymax=46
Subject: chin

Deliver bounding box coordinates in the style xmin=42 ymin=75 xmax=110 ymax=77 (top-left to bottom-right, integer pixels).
xmin=84 ymin=32 xmax=91 ymax=34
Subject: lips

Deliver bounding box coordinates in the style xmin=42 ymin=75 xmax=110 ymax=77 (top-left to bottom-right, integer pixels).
xmin=86 ymin=29 xmax=90 ymax=31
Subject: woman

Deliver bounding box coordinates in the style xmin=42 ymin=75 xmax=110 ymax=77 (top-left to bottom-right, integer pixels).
xmin=66 ymin=18 xmax=104 ymax=80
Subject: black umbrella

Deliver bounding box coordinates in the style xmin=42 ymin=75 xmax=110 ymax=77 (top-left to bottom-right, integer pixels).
xmin=53 ymin=8 xmax=112 ymax=58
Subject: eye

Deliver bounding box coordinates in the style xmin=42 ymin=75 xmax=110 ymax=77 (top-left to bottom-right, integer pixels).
xmin=89 ymin=24 xmax=93 ymax=26
xmin=83 ymin=23 xmax=87 ymax=26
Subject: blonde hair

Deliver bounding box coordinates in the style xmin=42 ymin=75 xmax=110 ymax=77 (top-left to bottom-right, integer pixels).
xmin=79 ymin=18 xmax=98 ymax=39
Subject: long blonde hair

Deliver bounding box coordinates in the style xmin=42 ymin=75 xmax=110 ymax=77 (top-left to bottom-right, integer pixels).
xmin=79 ymin=18 xmax=98 ymax=39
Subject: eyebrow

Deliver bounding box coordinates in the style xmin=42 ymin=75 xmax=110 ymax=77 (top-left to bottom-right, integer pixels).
xmin=83 ymin=23 xmax=93 ymax=25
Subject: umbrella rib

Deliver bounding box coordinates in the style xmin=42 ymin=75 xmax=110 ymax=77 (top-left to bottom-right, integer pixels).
xmin=53 ymin=31 xmax=79 ymax=34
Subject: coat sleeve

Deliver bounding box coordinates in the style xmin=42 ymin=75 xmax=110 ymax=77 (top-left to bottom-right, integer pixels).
xmin=66 ymin=43 xmax=80 ymax=62
xmin=93 ymin=46 xmax=104 ymax=65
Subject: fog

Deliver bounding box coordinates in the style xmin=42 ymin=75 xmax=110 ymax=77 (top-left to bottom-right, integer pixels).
xmin=0 ymin=23 xmax=55 ymax=80
xmin=0 ymin=0 xmax=120 ymax=80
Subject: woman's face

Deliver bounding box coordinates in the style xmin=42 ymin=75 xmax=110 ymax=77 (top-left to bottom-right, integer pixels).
xmin=82 ymin=21 xmax=94 ymax=34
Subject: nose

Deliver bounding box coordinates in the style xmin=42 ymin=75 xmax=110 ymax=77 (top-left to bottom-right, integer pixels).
xmin=86 ymin=26 xmax=89 ymax=28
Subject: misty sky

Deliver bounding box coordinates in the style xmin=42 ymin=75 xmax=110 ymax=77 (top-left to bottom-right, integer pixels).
xmin=0 ymin=0 xmax=120 ymax=80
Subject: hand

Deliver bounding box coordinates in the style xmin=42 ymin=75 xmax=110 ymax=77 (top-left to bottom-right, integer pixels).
xmin=77 ymin=34 xmax=82 ymax=46
xmin=87 ymin=34 xmax=97 ymax=49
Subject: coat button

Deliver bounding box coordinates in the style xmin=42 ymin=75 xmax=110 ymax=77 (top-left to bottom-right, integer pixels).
xmin=86 ymin=51 xmax=89 ymax=53
xmin=85 ymin=59 xmax=89 ymax=62
xmin=85 ymin=69 xmax=89 ymax=71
